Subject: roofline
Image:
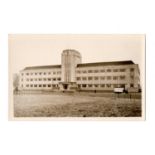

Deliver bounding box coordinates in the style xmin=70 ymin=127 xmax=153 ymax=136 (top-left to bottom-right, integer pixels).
xmin=23 ymin=64 xmax=61 ymax=71
xmin=77 ymin=60 xmax=135 ymax=67
xmin=21 ymin=60 xmax=135 ymax=71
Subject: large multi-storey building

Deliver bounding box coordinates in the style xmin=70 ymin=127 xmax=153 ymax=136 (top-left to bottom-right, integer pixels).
xmin=18 ymin=49 xmax=140 ymax=92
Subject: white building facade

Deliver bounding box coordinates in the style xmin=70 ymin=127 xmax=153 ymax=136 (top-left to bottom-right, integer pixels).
xmin=18 ymin=49 xmax=140 ymax=92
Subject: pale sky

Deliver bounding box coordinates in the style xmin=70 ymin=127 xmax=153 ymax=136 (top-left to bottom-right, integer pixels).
xmin=9 ymin=34 xmax=145 ymax=73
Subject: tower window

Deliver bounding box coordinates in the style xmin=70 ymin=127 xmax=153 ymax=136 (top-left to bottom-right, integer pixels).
xmin=130 ymin=68 xmax=134 ymax=72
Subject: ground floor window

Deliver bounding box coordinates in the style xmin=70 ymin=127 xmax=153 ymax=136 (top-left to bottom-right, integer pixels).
xmin=113 ymin=84 xmax=118 ymax=88
xmin=120 ymin=84 xmax=125 ymax=88
xmin=130 ymin=83 xmax=134 ymax=87
xmin=101 ymin=84 xmax=105 ymax=87
xmin=106 ymin=84 xmax=111 ymax=88
xmin=82 ymin=84 xmax=86 ymax=88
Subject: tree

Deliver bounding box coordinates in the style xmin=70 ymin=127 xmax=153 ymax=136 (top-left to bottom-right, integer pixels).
xmin=13 ymin=73 xmax=19 ymax=92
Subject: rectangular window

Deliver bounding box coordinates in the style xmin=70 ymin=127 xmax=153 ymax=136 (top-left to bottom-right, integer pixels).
xmin=48 ymin=84 xmax=51 ymax=87
xmin=30 ymin=73 xmax=33 ymax=75
xmin=130 ymin=68 xmax=134 ymax=72
xmin=113 ymin=69 xmax=118 ymax=72
xmin=76 ymin=70 xmax=81 ymax=74
xmin=120 ymin=76 xmax=125 ymax=80
xmin=88 ymin=70 xmax=92 ymax=73
xmin=100 ymin=77 xmax=105 ymax=80
xmin=88 ymin=84 xmax=92 ymax=87
xmin=57 ymin=78 xmax=61 ymax=81
xmin=88 ymin=77 xmax=92 ymax=80
xmin=107 ymin=76 xmax=111 ymax=80
xmin=101 ymin=84 xmax=105 ymax=87
xmin=43 ymin=78 xmax=46 ymax=81
xmin=100 ymin=69 xmax=105 ymax=72
xmin=26 ymin=79 xmax=29 ymax=81
xmin=48 ymin=78 xmax=51 ymax=81
xmin=76 ymin=77 xmax=81 ymax=81
xmin=130 ymin=84 xmax=134 ymax=87
xmin=53 ymin=78 xmax=56 ymax=81
xmin=39 ymin=72 xmax=42 ymax=75
xmin=82 ymin=70 xmax=87 ymax=73
xmin=120 ymin=69 xmax=126 ymax=72
xmin=82 ymin=84 xmax=87 ymax=88
xmin=107 ymin=69 xmax=111 ymax=72
xmin=94 ymin=84 xmax=98 ymax=87
xmin=94 ymin=77 xmax=99 ymax=80
xmin=39 ymin=84 xmax=42 ymax=87
xmin=113 ymin=76 xmax=118 ymax=80
xmin=106 ymin=84 xmax=111 ymax=88
xmin=113 ymin=84 xmax=118 ymax=88
xmin=35 ymin=73 xmax=37 ymax=75
xmin=130 ymin=75 xmax=134 ymax=79
xmin=39 ymin=78 xmax=42 ymax=81
xmin=26 ymin=84 xmax=29 ymax=87
xmin=94 ymin=70 xmax=98 ymax=73
xmin=30 ymin=79 xmax=33 ymax=81
xmin=43 ymin=84 xmax=46 ymax=87
xmin=44 ymin=72 xmax=46 ymax=75
xmin=34 ymin=84 xmax=37 ymax=87
xmin=26 ymin=73 xmax=29 ymax=75
xmin=120 ymin=84 xmax=125 ymax=88
xmin=82 ymin=77 xmax=87 ymax=80
xmin=48 ymin=72 xmax=51 ymax=75
xmin=30 ymin=84 xmax=33 ymax=87
xmin=53 ymin=72 xmax=56 ymax=74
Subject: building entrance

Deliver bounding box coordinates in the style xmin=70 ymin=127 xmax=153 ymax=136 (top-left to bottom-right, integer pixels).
xmin=63 ymin=84 xmax=68 ymax=90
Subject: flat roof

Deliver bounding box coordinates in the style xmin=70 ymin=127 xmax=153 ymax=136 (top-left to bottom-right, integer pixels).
xmin=23 ymin=65 xmax=61 ymax=70
xmin=22 ymin=60 xmax=134 ymax=71
xmin=77 ymin=60 xmax=134 ymax=67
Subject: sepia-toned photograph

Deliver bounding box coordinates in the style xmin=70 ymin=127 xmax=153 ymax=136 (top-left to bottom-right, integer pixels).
xmin=9 ymin=34 xmax=145 ymax=120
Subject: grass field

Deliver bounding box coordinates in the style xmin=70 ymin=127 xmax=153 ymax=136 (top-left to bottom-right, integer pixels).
xmin=14 ymin=92 xmax=142 ymax=117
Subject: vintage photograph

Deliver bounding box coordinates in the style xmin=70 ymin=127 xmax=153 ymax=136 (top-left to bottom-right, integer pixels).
xmin=9 ymin=34 xmax=145 ymax=120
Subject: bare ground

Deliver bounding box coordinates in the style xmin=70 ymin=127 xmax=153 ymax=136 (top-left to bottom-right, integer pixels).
xmin=14 ymin=93 xmax=141 ymax=117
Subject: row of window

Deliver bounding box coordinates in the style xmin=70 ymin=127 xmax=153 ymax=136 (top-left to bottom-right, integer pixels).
xmin=21 ymin=83 xmax=134 ymax=88
xmin=78 ymin=84 xmax=126 ymax=88
xmin=78 ymin=83 xmax=134 ymax=88
xmin=22 ymin=84 xmax=59 ymax=88
xmin=21 ymin=71 xmax=61 ymax=76
xmin=76 ymin=68 xmax=134 ymax=74
xmin=76 ymin=76 xmax=126 ymax=81
xmin=21 ymin=77 xmax=61 ymax=82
